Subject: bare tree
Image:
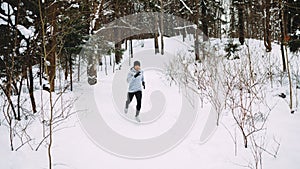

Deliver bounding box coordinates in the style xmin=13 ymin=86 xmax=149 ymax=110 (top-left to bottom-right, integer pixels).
xmin=166 ymin=47 xmax=225 ymax=126
xmin=263 ymin=0 xmax=272 ymax=52
xmin=160 ymin=0 xmax=164 ymax=55
xmin=237 ymin=0 xmax=245 ymax=45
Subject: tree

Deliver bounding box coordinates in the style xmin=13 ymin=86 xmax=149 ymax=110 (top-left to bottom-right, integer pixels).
xmin=237 ymin=0 xmax=245 ymax=45
xmin=0 ymin=0 xmax=40 ymax=119
xmin=58 ymin=0 xmax=91 ymax=91
xmin=160 ymin=0 xmax=164 ymax=55
xmin=279 ymin=0 xmax=287 ymax=72
xmin=263 ymin=0 xmax=272 ymax=52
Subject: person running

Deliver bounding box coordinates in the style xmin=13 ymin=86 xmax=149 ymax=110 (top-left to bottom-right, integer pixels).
xmin=124 ymin=61 xmax=145 ymax=122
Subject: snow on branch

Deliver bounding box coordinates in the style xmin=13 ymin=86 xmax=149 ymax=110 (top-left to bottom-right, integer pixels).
xmin=179 ymin=0 xmax=193 ymax=14
xmin=174 ymin=24 xmax=197 ymax=30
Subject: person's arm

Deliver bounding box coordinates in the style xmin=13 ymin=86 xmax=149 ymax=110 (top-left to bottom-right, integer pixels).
xmin=134 ymin=71 xmax=141 ymax=78
xmin=127 ymin=71 xmax=134 ymax=83
xmin=141 ymin=71 xmax=145 ymax=89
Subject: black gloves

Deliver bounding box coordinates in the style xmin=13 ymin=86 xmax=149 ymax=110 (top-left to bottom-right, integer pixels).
xmin=142 ymin=81 xmax=145 ymax=89
xmin=134 ymin=71 xmax=141 ymax=78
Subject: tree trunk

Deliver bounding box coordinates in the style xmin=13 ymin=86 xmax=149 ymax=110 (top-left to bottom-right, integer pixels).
xmin=87 ymin=54 xmax=97 ymax=85
xmin=238 ymin=0 xmax=245 ymax=45
xmin=17 ymin=76 xmax=24 ymax=120
xmin=28 ymin=64 xmax=37 ymax=113
xmin=115 ymin=42 xmax=122 ymax=64
xmin=279 ymin=0 xmax=287 ymax=72
xmin=130 ymin=39 xmax=133 ymax=58
xmin=64 ymin=56 xmax=68 ymax=80
xmin=69 ymin=54 xmax=73 ymax=91
xmin=39 ymin=56 xmax=43 ymax=86
xmin=264 ymin=0 xmax=272 ymax=52
xmin=230 ymin=4 xmax=236 ymax=38
xmin=78 ymin=55 xmax=80 ymax=82
xmin=160 ymin=0 xmax=164 ymax=55
xmin=201 ymin=0 xmax=208 ymax=41
xmin=1 ymin=84 xmax=17 ymax=120
xmin=280 ymin=0 xmax=293 ymax=110
xmin=113 ymin=0 xmax=123 ymax=63
xmin=46 ymin=2 xmax=58 ymax=92
xmin=154 ymin=14 xmax=160 ymax=54
xmin=195 ymin=31 xmax=200 ymax=61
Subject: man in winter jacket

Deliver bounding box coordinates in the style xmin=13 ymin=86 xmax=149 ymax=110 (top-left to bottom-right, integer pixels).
xmin=124 ymin=61 xmax=145 ymax=122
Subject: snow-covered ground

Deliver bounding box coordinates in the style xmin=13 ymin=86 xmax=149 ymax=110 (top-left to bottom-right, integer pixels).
xmin=0 ymin=36 xmax=300 ymax=169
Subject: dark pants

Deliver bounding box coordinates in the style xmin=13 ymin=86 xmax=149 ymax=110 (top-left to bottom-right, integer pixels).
xmin=125 ymin=91 xmax=142 ymax=116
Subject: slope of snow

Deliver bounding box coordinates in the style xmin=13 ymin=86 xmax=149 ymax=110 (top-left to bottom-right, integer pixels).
xmin=0 ymin=36 xmax=300 ymax=169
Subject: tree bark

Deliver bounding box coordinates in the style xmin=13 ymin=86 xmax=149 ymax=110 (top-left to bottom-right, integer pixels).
xmin=154 ymin=13 xmax=160 ymax=54
xmin=238 ymin=0 xmax=245 ymax=45
xmin=78 ymin=55 xmax=80 ymax=82
xmin=69 ymin=54 xmax=73 ymax=91
xmin=28 ymin=64 xmax=37 ymax=113
xmin=280 ymin=0 xmax=293 ymax=110
xmin=201 ymin=0 xmax=209 ymax=41
xmin=115 ymin=42 xmax=122 ymax=64
xmin=264 ymin=0 xmax=272 ymax=52
xmin=114 ymin=0 xmax=123 ymax=63
xmin=64 ymin=56 xmax=68 ymax=81
xmin=279 ymin=0 xmax=287 ymax=72
xmin=46 ymin=2 xmax=58 ymax=92
xmin=160 ymin=0 xmax=164 ymax=55
xmin=130 ymin=39 xmax=133 ymax=58
xmin=230 ymin=3 xmax=236 ymax=38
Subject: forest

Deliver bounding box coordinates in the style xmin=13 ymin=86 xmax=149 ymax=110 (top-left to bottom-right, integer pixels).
xmin=0 ymin=0 xmax=299 ymax=114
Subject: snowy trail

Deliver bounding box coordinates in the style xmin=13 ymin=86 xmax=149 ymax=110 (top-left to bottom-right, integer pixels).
xmin=64 ymin=37 xmax=300 ymax=168
xmin=74 ymin=47 xmax=204 ymax=159
xmin=1 ymin=37 xmax=300 ymax=169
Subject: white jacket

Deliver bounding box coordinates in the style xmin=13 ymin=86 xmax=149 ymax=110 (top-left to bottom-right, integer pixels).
xmin=127 ymin=67 xmax=144 ymax=93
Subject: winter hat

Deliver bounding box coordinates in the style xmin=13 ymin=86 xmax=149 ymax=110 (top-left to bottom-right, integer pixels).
xmin=134 ymin=61 xmax=141 ymax=67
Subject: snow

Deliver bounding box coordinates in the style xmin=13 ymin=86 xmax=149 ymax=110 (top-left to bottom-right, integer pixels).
xmin=174 ymin=25 xmax=197 ymax=30
xmin=1 ymin=2 xmax=14 ymax=15
xmin=0 ymin=17 xmax=6 ymax=25
xmin=155 ymin=4 xmax=161 ymax=9
xmin=19 ymin=39 xmax=27 ymax=54
xmin=45 ymin=60 xmax=51 ymax=66
xmin=26 ymin=16 xmax=34 ymax=23
xmin=10 ymin=15 xmax=15 ymax=25
xmin=296 ymin=29 xmax=300 ymax=36
xmin=104 ymin=10 xmax=114 ymax=16
xmin=26 ymin=10 xmax=33 ymax=15
xmin=179 ymin=0 xmax=193 ymax=14
xmin=70 ymin=3 xmax=80 ymax=8
xmin=16 ymin=25 xmax=35 ymax=39
xmin=0 ymin=35 xmax=300 ymax=169
xmin=90 ymin=2 xmax=102 ymax=34
xmin=93 ymin=68 xmax=182 ymax=139
xmin=0 ymin=13 xmax=8 ymax=21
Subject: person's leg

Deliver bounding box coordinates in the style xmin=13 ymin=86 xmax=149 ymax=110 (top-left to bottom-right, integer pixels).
xmin=134 ymin=91 xmax=142 ymax=117
xmin=125 ymin=92 xmax=134 ymax=109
